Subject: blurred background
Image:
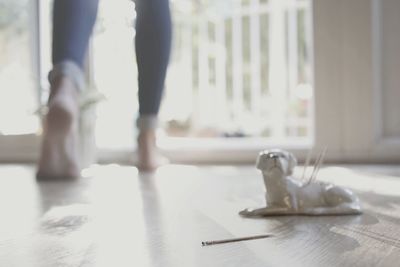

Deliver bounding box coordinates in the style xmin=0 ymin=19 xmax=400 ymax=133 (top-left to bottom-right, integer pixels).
xmin=0 ymin=0 xmax=399 ymax=164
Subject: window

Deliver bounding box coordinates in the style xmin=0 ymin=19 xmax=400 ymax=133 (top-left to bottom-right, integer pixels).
xmin=0 ymin=0 xmax=39 ymax=135
xmin=93 ymin=0 xmax=314 ymax=155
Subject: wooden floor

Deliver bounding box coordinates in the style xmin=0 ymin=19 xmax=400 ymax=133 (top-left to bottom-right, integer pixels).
xmin=0 ymin=163 xmax=400 ymax=267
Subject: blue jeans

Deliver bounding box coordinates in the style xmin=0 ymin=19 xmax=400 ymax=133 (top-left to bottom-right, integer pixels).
xmin=52 ymin=0 xmax=172 ymax=126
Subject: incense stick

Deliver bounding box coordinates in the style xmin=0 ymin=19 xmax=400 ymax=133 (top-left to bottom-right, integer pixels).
xmin=303 ymin=146 xmax=327 ymax=186
xmin=308 ymin=146 xmax=328 ymax=184
xmin=301 ymin=148 xmax=313 ymax=182
xmin=201 ymin=234 xmax=274 ymax=246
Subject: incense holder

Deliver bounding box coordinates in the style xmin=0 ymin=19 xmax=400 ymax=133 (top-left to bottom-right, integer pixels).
xmin=240 ymin=149 xmax=362 ymax=217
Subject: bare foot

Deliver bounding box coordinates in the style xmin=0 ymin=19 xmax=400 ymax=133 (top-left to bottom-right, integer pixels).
xmin=137 ymin=130 xmax=168 ymax=172
xmin=36 ymin=76 xmax=80 ymax=179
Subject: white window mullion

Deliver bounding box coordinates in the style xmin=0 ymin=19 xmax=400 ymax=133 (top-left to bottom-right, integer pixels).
xmin=197 ymin=17 xmax=209 ymax=129
xmin=232 ymin=2 xmax=244 ymax=118
xmin=268 ymin=0 xmax=287 ymax=140
xmin=215 ymin=18 xmax=228 ymax=124
xmin=305 ymin=1 xmax=315 ymax=142
xmin=250 ymin=0 xmax=262 ymax=116
xmin=288 ymin=3 xmax=298 ymax=100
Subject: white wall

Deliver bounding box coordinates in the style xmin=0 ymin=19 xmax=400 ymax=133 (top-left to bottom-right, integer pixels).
xmin=380 ymin=0 xmax=400 ymax=138
xmin=313 ymin=0 xmax=400 ymax=163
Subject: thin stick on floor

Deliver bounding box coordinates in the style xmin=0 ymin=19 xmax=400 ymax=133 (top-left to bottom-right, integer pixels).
xmin=202 ymin=234 xmax=274 ymax=246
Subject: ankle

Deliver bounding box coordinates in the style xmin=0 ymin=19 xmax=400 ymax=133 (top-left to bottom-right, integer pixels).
xmin=138 ymin=130 xmax=157 ymax=146
xmin=49 ymin=76 xmax=79 ymax=102
xmin=138 ymin=129 xmax=156 ymax=137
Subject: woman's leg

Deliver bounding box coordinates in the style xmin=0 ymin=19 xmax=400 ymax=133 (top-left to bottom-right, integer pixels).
xmin=52 ymin=0 xmax=99 ymax=69
xmin=135 ymin=0 xmax=172 ymax=170
xmin=37 ymin=0 xmax=99 ymax=179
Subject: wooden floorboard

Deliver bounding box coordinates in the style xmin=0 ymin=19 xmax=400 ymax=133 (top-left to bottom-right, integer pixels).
xmin=0 ymin=164 xmax=399 ymax=266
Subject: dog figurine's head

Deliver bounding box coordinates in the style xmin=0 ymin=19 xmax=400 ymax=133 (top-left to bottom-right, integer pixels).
xmin=256 ymin=149 xmax=297 ymax=176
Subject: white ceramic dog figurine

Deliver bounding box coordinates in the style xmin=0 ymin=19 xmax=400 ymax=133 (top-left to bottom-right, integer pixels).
xmin=240 ymin=149 xmax=362 ymax=216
